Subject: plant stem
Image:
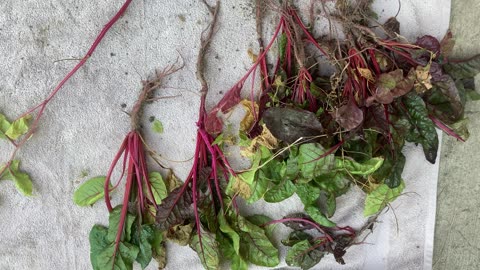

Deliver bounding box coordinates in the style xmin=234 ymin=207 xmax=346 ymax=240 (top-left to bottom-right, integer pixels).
xmin=0 ymin=0 xmax=133 ymax=177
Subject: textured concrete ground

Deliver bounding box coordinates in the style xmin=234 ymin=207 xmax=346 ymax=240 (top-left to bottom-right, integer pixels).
xmin=433 ymin=1 xmax=480 ymax=269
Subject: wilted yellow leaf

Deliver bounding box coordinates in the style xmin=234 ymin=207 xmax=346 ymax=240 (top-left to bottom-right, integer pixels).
xmin=414 ymin=64 xmax=433 ymax=93
xmin=247 ymin=48 xmax=258 ymax=63
xmin=358 ymin=68 xmax=375 ymax=83
xmin=240 ymin=99 xmax=259 ymax=132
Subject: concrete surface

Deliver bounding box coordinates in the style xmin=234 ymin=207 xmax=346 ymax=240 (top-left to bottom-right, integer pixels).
xmin=433 ymin=1 xmax=480 ymax=269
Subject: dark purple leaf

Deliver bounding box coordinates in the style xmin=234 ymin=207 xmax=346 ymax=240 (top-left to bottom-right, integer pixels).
xmin=415 ymin=35 xmax=441 ymax=57
xmin=155 ymin=187 xmax=194 ymax=231
xmin=333 ymin=99 xmax=363 ymax=131
xmin=425 ymin=74 xmax=465 ymax=124
xmin=383 ymin=17 xmax=400 ymax=35
xmin=263 ymin=107 xmax=323 ymax=143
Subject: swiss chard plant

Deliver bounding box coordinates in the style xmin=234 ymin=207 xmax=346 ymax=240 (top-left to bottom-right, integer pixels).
xmin=73 ymin=64 xmax=182 ymax=270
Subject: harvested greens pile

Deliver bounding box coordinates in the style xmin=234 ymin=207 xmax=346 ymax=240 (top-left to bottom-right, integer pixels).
xmin=2 ymin=0 xmax=479 ymax=270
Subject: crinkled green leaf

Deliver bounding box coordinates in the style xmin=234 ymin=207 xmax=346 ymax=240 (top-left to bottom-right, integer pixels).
xmin=403 ymin=94 xmax=439 ymax=163
xmin=147 ymin=172 xmax=168 ymax=204
xmin=314 ymin=172 xmax=350 ymax=197
xmin=237 ymin=215 xmax=279 ymax=267
xmin=217 ymin=233 xmax=248 ymax=270
xmin=364 ymin=181 xmax=405 ymax=216
xmin=246 ymin=214 xmax=276 ymax=242
xmin=152 ymin=120 xmax=164 ymax=134
xmin=335 ymin=157 xmax=384 ymax=175
xmin=264 ymin=179 xmax=296 ymax=203
xmin=131 ymin=224 xmax=155 ymax=269
xmin=73 ymin=176 xmax=109 ymax=206
xmin=89 ymin=225 xmax=110 ymax=270
xmin=0 ymin=113 xmax=12 ymax=139
xmin=190 ymin=228 xmax=221 ymax=270
xmin=0 ymin=160 xmax=33 ymax=196
xmin=297 ymin=143 xmax=335 ymax=181
xmin=285 ymin=240 xmax=324 ymax=270
xmin=383 ymin=153 xmax=406 ymax=188
xmin=444 ymin=55 xmax=480 ymax=80
xmin=295 ymin=183 xmax=321 ymax=206
xmin=218 ymin=214 xmax=241 ymax=254
xmin=231 ymin=253 xmax=249 ymax=270
xmin=107 ymin=206 xmax=137 ymax=243
xmin=5 ymin=115 xmax=31 ymax=140
xmin=304 ymin=205 xmax=336 ymax=228
xmin=96 ymin=242 xmax=140 ymax=270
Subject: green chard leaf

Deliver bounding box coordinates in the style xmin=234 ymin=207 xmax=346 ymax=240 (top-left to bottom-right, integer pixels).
xmin=264 ymin=179 xmax=296 ymax=203
xmin=382 ymin=153 xmax=406 ymax=188
xmin=107 ymin=206 xmax=137 ymax=243
xmin=89 ymin=225 xmax=110 ymax=270
xmin=282 ymin=230 xmax=313 ymax=247
xmin=96 ymin=242 xmax=140 ymax=270
xmin=0 ymin=113 xmax=12 ymax=139
xmin=297 ymin=143 xmax=335 ymax=181
xmin=304 ymin=205 xmax=336 ymax=228
xmin=425 ymin=75 xmax=465 ymax=124
xmin=237 ymin=215 xmax=279 ymax=267
xmin=5 ymin=115 xmax=31 ymax=140
xmin=131 ymin=224 xmax=155 ymax=269
xmin=285 ymin=240 xmax=324 ymax=270
xmin=364 ymin=181 xmax=405 ymax=216
xmin=190 ymin=228 xmax=221 ymax=270
xmin=0 ymin=160 xmax=33 ymax=196
xmin=218 ymin=214 xmax=241 ymax=254
xmin=402 ymin=94 xmax=439 ymax=163
xmin=152 ymin=120 xmax=164 ymax=134
xmin=226 ymin=151 xmax=269 ymax=203
xmin=295 ymin=184 xmax=336 ymax=227
xmin=335 ymin=157 xmax=384 ymax=175
xmin=89 ymin=224 xmax=140 ymax=270
xmin=146 ymin=172 xmax=168 ymax=204
xmin=246 ymin=214 xmax=276 ymax=241
xmin=73 ymin=176 xmax=109 ymax=206
xmin=443 ymin=54 xmax=480 ymax=80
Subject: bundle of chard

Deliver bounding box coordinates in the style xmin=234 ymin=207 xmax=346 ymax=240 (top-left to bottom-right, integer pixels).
xmin=168 ymin=0 xmax=479 ymax=269
xmin=73 ymin=64 xmax=182 ymax=270
xmin=153 ymin=1 xmax=282 ymax=269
